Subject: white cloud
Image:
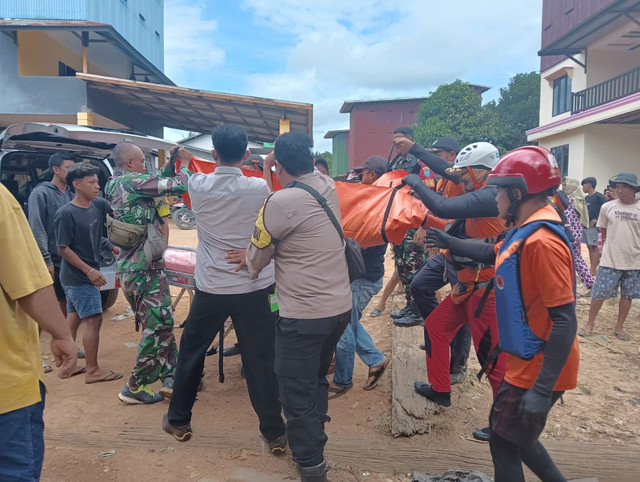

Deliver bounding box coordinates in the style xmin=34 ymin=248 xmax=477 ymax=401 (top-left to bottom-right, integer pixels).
xmin=164 ymin=0 xmax=225 ymax=82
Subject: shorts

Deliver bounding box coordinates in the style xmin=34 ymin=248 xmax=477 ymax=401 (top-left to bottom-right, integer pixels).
xmin=52 ymin=266 xmax=66 ymax=302
xmin=582 ymin=226 xmax=598 ymax=246
xmin=65 ymin=284 xmax=102 ymax=319
xmin=591 ymin=267 xmax=640 ymax=300
xmin=489 ymin=380 xmax=563 ymax=447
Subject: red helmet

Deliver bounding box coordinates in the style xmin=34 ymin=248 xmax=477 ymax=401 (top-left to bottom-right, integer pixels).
xmin=487 ymin=146 xmax=561 ymax=194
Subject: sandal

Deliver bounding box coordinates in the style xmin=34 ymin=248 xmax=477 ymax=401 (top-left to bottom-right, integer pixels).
xmin=369 ymin=308 xmax=384 ymax=317
xmin=363 ymin=358 xmax=390 ymax=391
xmin=578 ymin=328 xmax=592 ymax=337
xmin=328 ymin=383 xmax=352 ymax=399
xmin=43 ymin=361 xmax=53 ymax=374
xmin=614 ymin=331 xmax=631 ymax=342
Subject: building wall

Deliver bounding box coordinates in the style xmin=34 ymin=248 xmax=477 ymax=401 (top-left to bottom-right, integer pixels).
xmin=17 ymin=31 xmax=111 ymax=77
xmin=331 ymin=132 xmax=349 ymax=177
xmin=0 ymin=0 xmax=164 ymax=70
xmin=586 ymin=46 xmax=640 ymax=87
xmin=538 ymin=128 xmax=586 ymax=180
xmin=583 ymin=123 xmax=640 ymax=184
xmin=539 ymin=56 xmax=587 ymax=125
xmin=540 ymin=0 xmax=616 ymax=72
xmin=348 ymin=101 xmax=421 ymax=169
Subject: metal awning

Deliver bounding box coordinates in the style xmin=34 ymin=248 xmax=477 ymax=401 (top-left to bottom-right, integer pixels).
xmin=77 ymin=74 xmax=313 ymax=144
xmin=538 ymin=0 xmax=640 ymax=56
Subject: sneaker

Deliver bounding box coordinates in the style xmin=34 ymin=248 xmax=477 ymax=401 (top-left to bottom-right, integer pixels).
xmin=162 ymin=413 xmax=192 ymax=442
xmin=450 ymin=366 xmax=467 ymax=385
xmin=472 ymin=426 xmax=491 ymax=442
xmin=160 ymin=377 xmax=174 ymax=399
xmin=268 ymin=432 xmax=288 ymax=455
xmin=390 ymin=305 xmax=411 ymax=319
xmin=413 ymin=381 xmax=451 ymax=407
xmin=118 ymin=383 xmax=164 ymax=405
xmin=223 ymin=343 xmax=241 ymax=357
xmin=393 ymin=310 xmax=423 ymax=327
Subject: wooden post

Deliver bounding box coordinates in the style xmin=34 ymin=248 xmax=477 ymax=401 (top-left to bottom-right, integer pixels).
xmin=77 ymin=111 xmax=93 ymax=126
xmin=157 ymin=148 xmax=167 ymax=168
xmin=279 ymin=119 xmax=290 ymax=134
xmin=81 ymin=31 xmax=89 ymax=73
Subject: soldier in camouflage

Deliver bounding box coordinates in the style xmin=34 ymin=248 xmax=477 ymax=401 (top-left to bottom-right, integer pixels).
xmin=105 ymin=142 xmax=192 ymax=405
xmin=388 ymin=126 xmax=431 ymax=326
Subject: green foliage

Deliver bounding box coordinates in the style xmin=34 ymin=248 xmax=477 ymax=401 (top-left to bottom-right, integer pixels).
xmin=413 ymin=74 xmax=540 ymax=154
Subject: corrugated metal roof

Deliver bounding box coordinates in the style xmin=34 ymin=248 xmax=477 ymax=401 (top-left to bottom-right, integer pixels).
xmin=77 ymin=74 xmax=313 ymax=144
xmin=324 ymin=129 xmax=349 ymax=138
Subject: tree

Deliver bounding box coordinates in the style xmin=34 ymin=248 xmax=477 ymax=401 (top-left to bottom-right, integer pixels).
xmin=314 ymin=150 xmax=333 ymax=173
xmin=413 ymin=80 xmax=502 ymax=150
xmin=491 ymin=72 xmax=540 ymax=151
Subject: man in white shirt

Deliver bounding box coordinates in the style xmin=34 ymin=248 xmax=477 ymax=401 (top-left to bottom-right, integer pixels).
xmin=162 ymin=125 xmax=286 ymax=454
xmin=582 ymin=172 xmax=640 ymax=341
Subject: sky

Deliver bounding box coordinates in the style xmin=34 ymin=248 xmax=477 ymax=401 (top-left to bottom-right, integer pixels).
xmin=163 ymin=0 xmax=543 ymax=152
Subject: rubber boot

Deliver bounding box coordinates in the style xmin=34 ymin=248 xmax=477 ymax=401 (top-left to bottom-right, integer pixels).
xmin=299 ymin=459 xmax=327 ymax=482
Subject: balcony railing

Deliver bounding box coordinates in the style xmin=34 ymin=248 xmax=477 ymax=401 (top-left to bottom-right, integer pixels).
xmin=571 ymin=66 xmax=640 ymax=114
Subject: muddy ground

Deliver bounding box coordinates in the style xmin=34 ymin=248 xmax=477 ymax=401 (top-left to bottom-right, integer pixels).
xmin=39 ymin=223 xmax=640 ymax=481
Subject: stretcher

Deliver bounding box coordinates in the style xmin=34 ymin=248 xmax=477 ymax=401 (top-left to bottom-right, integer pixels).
xmin=164 ymin=245 xmax=232 ymax=360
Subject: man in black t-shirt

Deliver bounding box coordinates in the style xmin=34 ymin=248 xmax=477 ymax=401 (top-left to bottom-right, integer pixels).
xmin=54 ymin=163 xmax=122 ymax=384
xmin=581 ymin=177 xmax=607 ymax=275
xmin=328 ymin=156 xmax=390 ymax=399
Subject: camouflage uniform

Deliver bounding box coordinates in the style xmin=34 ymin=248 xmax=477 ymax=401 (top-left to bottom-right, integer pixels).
xmin=389 ymin=153 xmax=430 ymax=305
xmin=105 ymin=164 xmax=190 ymax=387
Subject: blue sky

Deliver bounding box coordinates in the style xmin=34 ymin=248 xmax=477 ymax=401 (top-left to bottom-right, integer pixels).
xmin=164 ymin=0 xmax=543 ymax=151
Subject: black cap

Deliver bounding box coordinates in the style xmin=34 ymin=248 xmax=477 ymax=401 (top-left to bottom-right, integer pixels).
xmin=243 ymin=154 xmax=264 ymax=170
xmin=427 ymin=137 xmax=460 ymax=154
xmin=353 ymin=155 xmax=388 ymax=176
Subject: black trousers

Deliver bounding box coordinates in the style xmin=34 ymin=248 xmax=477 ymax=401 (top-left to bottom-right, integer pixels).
xmin=410 ymin=253 xmax=472 ymax=374
xmin=167 ymin=285 xmax=285 ymax=442
xmin=275 ymin=311 xmax=350 ymax=467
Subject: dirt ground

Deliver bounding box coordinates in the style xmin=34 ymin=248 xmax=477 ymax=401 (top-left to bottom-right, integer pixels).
xmin=39 ymin=223 xmax=640 ymax=481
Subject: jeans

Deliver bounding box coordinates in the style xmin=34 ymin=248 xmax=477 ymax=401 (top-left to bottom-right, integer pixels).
xmin=275 ymin=311 xmax=350 ymax=467
xmin=333 ymin=277 xmax=386 ymax=387
xmin=0 ymin=382 xmax=46 ymax=481
xmin=168 ymin=285 xmax=285 ymax=441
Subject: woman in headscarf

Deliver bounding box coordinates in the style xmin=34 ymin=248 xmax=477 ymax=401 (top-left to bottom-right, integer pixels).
xmin=558 ymin=177 xmax=594 ymax=292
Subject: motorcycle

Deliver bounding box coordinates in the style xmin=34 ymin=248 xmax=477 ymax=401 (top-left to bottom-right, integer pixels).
xmin=170 ymin=199 xmax=196 ymax=230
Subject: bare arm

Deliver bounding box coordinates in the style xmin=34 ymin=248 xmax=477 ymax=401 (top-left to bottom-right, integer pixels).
xmin=18 ymin=285 xmax=78 ymax=378
xmin=58 ymin=246 xmax=106 ymax=286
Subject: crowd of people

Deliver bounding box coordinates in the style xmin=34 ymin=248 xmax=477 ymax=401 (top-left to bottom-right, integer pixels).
xmin=1 ymin=121 xmax=639 ymax=482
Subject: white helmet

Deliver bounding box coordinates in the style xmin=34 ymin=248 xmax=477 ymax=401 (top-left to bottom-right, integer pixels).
xmin=450 ymin=142 xmax=500 ymax=170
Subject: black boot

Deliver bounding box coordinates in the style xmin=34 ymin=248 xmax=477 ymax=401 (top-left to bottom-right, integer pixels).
xmin=413 ymin=381 xmax=451 ymax=407
xmin=300 ymin=459 xmax=327 ymax=482
xmin=472 ymin=426 xmax=491 ymax=442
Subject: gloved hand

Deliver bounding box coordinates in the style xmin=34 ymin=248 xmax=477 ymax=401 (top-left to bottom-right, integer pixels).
xmin=425 ymin=228 xmax=453 ymax=249
xmin=519 ymin=388 xmax=552 ymax=419
xmin=401 ymin=174 xmax=422 ymax=189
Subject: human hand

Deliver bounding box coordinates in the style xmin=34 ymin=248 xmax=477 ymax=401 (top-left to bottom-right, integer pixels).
xmin=51 ymin=333 xmax=79 ymax=379
xmin=425 ymin=228 xmax=452 ymax=249
xmin=394 ymin=136 xmax=415 ymax=153
xmin=87 ymin=269 xmax=107 ymax=287
xmin=226 ymin=249 xmax=247 ymax=272
xmin=590 ymin=219 xmax=597 ymax=227
xmin=519 ymin=388 xmax=552 ymax=425
xmin=413 ymin=226 xmax=427 ymax=245
xmin=47 ymin=264 xmax=55 ymax=280
xmin=112 ymin=246 xmax=120 ymax=257
xmin=263 ymin=151 xmax=276 ymax=172
xmin=401 ymin=174 xmax=422 ymax=189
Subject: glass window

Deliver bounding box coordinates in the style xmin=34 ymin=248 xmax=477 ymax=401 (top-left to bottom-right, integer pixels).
xmin=550 ymin=145 xmax=569 ymax=177
xmin=552 ymin=75 xmax=572 ymax=116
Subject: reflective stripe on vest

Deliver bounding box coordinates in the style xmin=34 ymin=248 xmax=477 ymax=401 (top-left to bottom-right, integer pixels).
xmin=494 ymin=220 xmax=575 ymax=360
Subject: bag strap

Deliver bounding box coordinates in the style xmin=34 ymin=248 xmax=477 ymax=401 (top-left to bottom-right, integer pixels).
xmin=381 ymin=185 xmax=401 ymax=243
xmin=289 ymin=181 xmax=344 ymax=241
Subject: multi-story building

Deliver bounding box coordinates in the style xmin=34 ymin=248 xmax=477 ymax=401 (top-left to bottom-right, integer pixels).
xmin=527 ymin=0 xmax=640 ymax=186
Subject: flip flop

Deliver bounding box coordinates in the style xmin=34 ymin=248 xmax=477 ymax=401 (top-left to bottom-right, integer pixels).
xmin=43 ymin=361 xmax=53 ymax=374
xmin=85 ymin=370 xmax=123 ymax=384
xmin=578 ymin=328 xmax=592 ymax=337
xmin=369 ymin=308 xmax=384 ymax=317
xmin=328 ymin=383 xmax=352 ymax=399
xmin=614 ymin=331 xmax=631 ymax=342
xmin=363 ymin=358 xmax=390 ymax=391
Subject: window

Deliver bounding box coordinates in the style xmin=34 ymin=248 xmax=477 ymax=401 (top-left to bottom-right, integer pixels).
xmin=550 ymin=144 xmax=569 ymax=177
xmin=58 ymin=62 xmax=76 ymax=77
xmin=552 ymin=74 xmax=572 ymax=116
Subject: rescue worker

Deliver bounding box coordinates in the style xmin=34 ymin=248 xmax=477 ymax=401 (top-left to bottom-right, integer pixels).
xmin=105 ymin=143 xmax=192 ymax=404
xmin=402 ymin=142 xmax=506 ymax=442
xmin=394 ymin=136 xmax=472 ymax=384
xmin=425 ymin=146 xmax=579 ymax=482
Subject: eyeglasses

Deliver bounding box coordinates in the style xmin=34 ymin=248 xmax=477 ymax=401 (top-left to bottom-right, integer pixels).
xmin=357 ymin=169 xmax=372 ymax=179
